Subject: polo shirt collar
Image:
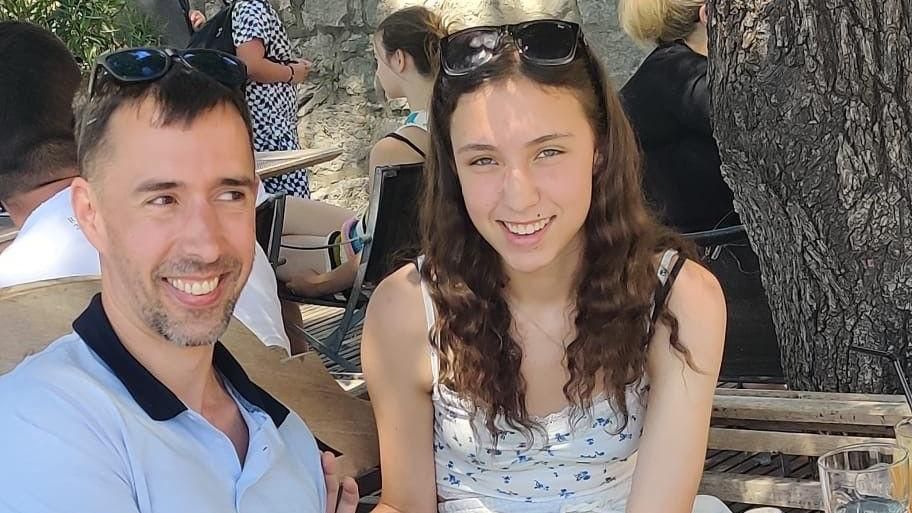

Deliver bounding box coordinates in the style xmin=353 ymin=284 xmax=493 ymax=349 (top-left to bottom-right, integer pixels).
xmin=73 ymin=294 xmax=290 ymax=426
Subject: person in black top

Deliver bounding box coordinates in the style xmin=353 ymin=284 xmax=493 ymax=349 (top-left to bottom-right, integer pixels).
xmin=618 ymin=0 xmax=739 ymax=233
xmin=619 ymin=1 xmax=783 ymax=381
xmin=132 ymin=0 xmax=206 ymax=47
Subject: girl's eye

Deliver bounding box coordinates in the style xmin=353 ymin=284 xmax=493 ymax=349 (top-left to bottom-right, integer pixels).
xmin=470 ymin=157 xmax=497 ymax=166
xmin=537 ymin=148 xmax=564 ymax=159
xmin=217 ymin=191 xmax=246 ymax=201
xmin=149 ymin=196 xmax=175 ymax=206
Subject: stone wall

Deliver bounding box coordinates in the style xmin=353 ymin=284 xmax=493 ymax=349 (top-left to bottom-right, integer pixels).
xmin=202 ymin=0 xmax=646 ymax=209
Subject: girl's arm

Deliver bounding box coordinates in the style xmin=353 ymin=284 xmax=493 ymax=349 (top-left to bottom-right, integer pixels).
xmin=362 ymin=265 xmax=439 ymax=513
xmin=626 ymin=258 xmax=726 ymax=513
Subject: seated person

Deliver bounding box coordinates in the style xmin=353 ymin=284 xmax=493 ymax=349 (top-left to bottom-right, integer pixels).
xmin=0 ymin=21 xmax=291 ymax=353
xmin=361 ymin=19 xmax=730 ymax=513
xmin=276 ymin=6 xmax=444 ymax=298
xmin=0 ymin=44 xmax=356 ymax=513
xmin=618 ymin=0 xmax=739 ymax=233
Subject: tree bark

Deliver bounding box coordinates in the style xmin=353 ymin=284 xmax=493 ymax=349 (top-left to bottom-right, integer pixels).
xmin=709 ymin=0 xmax=912 ymax=391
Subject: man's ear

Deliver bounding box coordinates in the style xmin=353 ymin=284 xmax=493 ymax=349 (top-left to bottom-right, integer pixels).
xmin=70 ymin=177 xmax=105 ymax=253
xmin=699 ymin=3 xmax=709 ymax=25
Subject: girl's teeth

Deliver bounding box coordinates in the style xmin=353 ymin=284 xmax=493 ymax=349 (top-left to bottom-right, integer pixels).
xmin=505 ymin=218 xmax=549 ymax=235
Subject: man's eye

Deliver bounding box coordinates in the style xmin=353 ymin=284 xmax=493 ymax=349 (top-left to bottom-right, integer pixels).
xmin=217 ymin=191 xmax=245 ymax=201
xmin=149 ymin=196 xmax=175 ymax=206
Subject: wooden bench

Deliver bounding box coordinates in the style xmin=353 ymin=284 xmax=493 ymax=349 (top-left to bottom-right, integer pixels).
xmin=700 ymin=388 xmax=910 ymax=511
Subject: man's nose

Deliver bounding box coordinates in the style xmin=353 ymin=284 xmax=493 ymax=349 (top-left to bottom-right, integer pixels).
xmin=179 ymin=201 xmax=224 ymax=264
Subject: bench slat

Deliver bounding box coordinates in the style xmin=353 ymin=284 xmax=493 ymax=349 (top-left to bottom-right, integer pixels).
xmin=715 ymin=388 xmax=908 ymax=403
xmin=713 ymin=395 xmax=911 ymax=426
xmin=708 ymin=427 xmax=895 ymax=456
xmin=699 ymin=472 xmax=822 ymax=509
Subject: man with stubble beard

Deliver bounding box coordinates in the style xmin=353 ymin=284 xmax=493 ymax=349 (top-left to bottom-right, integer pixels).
xmin=0 ymin=48 xmax=356 ymax=513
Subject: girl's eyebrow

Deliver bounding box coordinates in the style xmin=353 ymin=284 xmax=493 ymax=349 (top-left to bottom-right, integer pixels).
xmin=456 ymin=133 xmax=572 ymax=155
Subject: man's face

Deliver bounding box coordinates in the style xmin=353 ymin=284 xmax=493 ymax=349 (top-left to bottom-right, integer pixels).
xmin=74 ymin=99 xmax=256 ymax=347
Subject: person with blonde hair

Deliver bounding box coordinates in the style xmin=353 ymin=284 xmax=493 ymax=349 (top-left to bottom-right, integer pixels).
xmin=618 ymin=0 xmax=738 ymax=233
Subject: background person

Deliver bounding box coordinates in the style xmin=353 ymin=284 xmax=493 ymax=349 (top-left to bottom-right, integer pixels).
xmin=278 ymin=6 xmax=444 ymax=298
xmin=133 ymin=0 xmax=206 ymax=47
xmin=618 ymin=0 xmax=739 ymax=233
xmin=233 ymin=0 xmax=313 ymax=198
xmin=619 ymin=0 xmax=782 ymax=381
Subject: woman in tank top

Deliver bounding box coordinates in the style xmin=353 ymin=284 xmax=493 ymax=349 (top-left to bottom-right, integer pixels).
xmin=362 ymin=18 xmax=730 ymax=513
xmin=276 ymin=6 xmax=444 ymax=307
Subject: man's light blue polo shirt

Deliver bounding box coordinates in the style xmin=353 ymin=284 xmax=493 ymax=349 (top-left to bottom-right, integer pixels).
xmin=0 ymin=294 xmax=328 ymax=513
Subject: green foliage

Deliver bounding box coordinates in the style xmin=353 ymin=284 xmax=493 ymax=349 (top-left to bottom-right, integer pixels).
xmin=0 ymin=0 xmax=162 ymax=68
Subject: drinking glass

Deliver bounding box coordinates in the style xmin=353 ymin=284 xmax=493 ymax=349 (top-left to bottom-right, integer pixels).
xmin=895 ymin=418 xmax=912 ymax=458
xmin=818 ymin=442 xmax=909 ymax=513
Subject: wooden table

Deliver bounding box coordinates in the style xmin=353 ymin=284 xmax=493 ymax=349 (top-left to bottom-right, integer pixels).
xmin=255 ymin=147 xmax=342 ymax=180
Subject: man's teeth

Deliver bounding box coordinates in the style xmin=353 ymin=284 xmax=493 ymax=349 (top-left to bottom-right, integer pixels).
xmin=168 ymin=277 xmax=219 ymax=296
xmin=504 ymin=218 xmax=550 ymax=235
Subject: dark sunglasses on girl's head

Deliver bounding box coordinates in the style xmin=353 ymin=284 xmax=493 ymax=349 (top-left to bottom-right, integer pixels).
xmin=87 ymin=47 xmax=248 ymax=98
xmin=440 ymin=19 xmax=583 ymax=77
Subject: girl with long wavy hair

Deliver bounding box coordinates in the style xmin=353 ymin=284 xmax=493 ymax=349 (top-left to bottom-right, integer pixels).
xmin=362 ymin=19 xmax=729 ymax=513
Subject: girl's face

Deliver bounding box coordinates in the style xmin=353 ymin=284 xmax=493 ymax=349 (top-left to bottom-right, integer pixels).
xmin=373 ymin=34 xmax=404 ymax=101
xmin=450 ymin=77 xmax=596 ymax=275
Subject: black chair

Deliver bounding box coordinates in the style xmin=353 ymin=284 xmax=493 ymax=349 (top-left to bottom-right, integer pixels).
xmin=683 ymin=224 xmax=784 ymax=384
xmin=255 ymin=191 xmax=287 ymax=269
xmin=282 ymin=163 xmax=424 ymax=371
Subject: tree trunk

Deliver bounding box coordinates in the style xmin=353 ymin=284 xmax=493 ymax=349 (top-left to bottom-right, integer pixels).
xmin=709 ymin=0 xmax=912 ymax=392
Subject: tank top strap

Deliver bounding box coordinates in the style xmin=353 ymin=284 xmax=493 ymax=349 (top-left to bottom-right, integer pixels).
xmin=650 ymin=248 xmax=686 ymax=327
xmin=415 ymin=256 xmax=441 ymax=397
xmin=657 ymin=248 xmax=679 ymax=284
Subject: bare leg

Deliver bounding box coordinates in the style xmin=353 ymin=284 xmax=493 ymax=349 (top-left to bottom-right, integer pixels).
xmin=276 ymin=235 xmax=332 ymax=283
xmin=286 ymin=258 xmax=359 ymax=298
xmin=283 ymin=196 xmax=355 ymax=237
xmin=282 ymin=299 xmax=312 ymax=355
xmin=278 ymin=234 xmax=359 ymax=352
xmin=277 ymin=234 xmax=332 ymax=354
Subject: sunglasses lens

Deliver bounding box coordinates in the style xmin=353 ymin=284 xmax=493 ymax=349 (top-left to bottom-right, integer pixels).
xmin=517 ymin=21 xmax=578 ymax=62
xmin=182 ymin=50 xmax=248 ymax=88
xmin=104 ymin=49 xmax=168 ymax=81
xmin=443 ymin=28 xmax=500 ymax=74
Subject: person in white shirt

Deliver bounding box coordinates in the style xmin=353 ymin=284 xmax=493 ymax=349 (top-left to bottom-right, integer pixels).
xmin=0 ymin=21 xmax=291 ymax=353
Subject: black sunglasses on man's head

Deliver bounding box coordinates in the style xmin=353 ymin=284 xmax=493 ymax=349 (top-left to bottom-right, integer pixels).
xmin=87 ymin=47 xmax=247 ymax=98
xmin=440 ymin=19 xmax=583 ymax=77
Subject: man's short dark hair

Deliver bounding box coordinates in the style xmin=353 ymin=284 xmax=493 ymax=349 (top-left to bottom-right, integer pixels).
xmin=0 ymin=21 xmax=82 ymax=201
xmin=74 ymin=63 xmax=254 ymax=181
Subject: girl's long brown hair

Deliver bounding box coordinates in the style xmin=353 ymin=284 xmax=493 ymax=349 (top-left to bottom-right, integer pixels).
xmin=420 ymin=33 xmax=696 ymax=438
